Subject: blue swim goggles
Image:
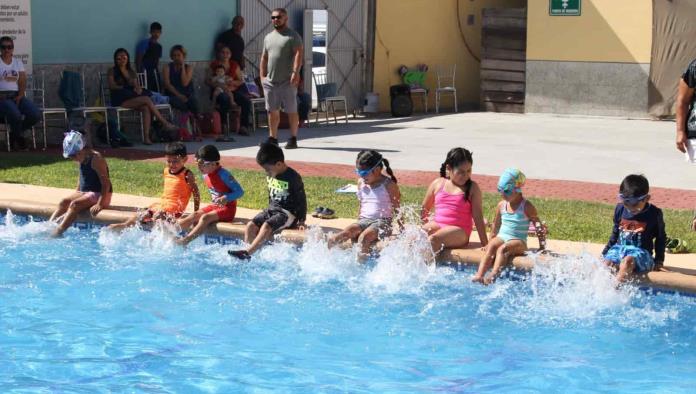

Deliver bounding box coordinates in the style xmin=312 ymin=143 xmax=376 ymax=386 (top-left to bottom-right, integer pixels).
xmin=355 ymin=160 xmax=381 ymax=177
xmin=497 ymin=183 xmax=516 ymax=196
xmin=618 ymin=193 xmax=648 ymax=205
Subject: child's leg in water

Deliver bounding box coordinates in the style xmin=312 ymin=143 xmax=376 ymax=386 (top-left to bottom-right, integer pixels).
xmin=473 ymin=237 xmax=503 ymax=283
xmin=616 ymin=255 xmax=636 ymax=283
xmin=483 ymin=239 xmax=527 ymax=285
xmin=176 ymin=211 xmax=219 ymax=246
xmin=327 ymin=223 xmax=362 ymax=249
xmin=357 ymin=227 xmax=380 ymax=260
xmin=246 ymin=222 xmax=274 ymax=255
xmin=177 ymin=210 xmax=202 ymax=231
xmin=50 ymin=192 xmax=83 ymax=223
xmin=51 ymin=193 xmax=97 ymax=237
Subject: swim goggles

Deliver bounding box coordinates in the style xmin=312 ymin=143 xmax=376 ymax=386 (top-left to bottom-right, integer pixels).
xmin=618 ymin=193 xmax=648 ymax=205
xmin=497 ymin=183 xmax=516 ymax=196
xmin=197 ymin=159 xmax=217 ymax=166
xmin=355 ymin=160 xmax=381 ymax=177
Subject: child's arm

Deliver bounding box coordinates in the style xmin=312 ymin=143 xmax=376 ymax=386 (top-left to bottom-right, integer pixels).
xmin=420 ymin=179 xmax=439 ymax=223
xmin=524 ymin=200 xmax=546 ymax=251
xmin=216 ymin=169 xmax=244 ymax=205
xmin=292 ymin=174 xmax=307 ymax=226
xmin=470 ymin=182 xmax=489 ymax=246
xmin=386 ymin=179 xmax=402 ymax=230
xmin=601 ymin=205 xmax=622 ymax=256
xmin=90 ymin=154 xmax=112 ymax=216
xmin=654 ymin=208 xmax=667 ymax=270
xmin=490 ymin=201 xmax=503 ymax=239
xmin=186 ymin=169 xmax=200 ymax=212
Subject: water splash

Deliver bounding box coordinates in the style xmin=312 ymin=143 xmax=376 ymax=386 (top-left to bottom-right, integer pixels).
xmin=0 ymin=210 xmax=53 ymax=244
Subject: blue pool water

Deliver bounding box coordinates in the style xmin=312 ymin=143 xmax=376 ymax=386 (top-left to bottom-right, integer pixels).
xmin=2 ymin=213 xmax=696 ymax=393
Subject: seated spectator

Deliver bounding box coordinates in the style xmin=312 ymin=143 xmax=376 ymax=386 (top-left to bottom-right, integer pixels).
xmin=206 ymin=46 xmax=251 ymax=136
xmin=0 ymin=36 xmax=40 ymax=150
xmin=135 ymin=22 xmax=163 ymax=92
xmin=108 ymin=48 xmax=176 ymax=145
xmin=162 ymin=45 xmax=199 ymax=116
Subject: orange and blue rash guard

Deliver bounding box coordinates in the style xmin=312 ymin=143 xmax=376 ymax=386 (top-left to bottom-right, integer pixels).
xmin=155 ymin=166 xmax=193 ymax=214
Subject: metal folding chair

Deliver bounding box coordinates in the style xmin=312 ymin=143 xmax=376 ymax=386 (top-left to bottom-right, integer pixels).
xmin=435 ymin=64 xmax=458 ymax=113
xmin=138 ymin=70 xmax=173 ymax=120
xmin=71 ymin=71 xmax=110 ymax=143
xmin=312 ymin=70 xmax=348 ymax=125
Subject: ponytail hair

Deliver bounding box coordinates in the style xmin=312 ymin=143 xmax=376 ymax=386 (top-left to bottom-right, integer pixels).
xmin=356 ymin=149 xmax=398 ymax=184
xmin=440 ymin=147 xmax=474 ymax=201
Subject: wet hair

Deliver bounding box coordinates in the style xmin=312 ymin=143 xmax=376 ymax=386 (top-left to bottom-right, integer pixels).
xmin=356 ymin=150 xmax=397 ymax=183
xmin=170 ymin=44 xmax=186 ymax=58
xmin=196 ymin=145 xmax=220 ymax=162
xmin=150 ymin=22 xmax=162 ymax=32
xmin=619 ymin=174 xmax=649 ymax=198
xmin=256 ymin=142 xmax=284 ymax=165
xmin=272 ymin=8 xmax=288 ymax=15
xmin=0 ymin=36 xmax=12 ymax=44
xmin=440 ymin=147 xmax=474 ymax=201
xmin=165 ymin=142 xmax=187 ymax=157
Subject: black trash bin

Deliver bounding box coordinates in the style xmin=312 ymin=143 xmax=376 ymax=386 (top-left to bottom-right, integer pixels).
xmin=390 ymin=84 xmax=413 ymax=117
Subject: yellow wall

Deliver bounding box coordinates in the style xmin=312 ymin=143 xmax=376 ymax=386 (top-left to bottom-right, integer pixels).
xmin=373 ymin=0 xmax=526 ymax=112
xmin=526 ymin=0 xmax=652 ymax=63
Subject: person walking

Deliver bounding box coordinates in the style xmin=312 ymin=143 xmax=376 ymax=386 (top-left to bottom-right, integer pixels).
xmin=260 ymin=8 xmax=303 ymax=149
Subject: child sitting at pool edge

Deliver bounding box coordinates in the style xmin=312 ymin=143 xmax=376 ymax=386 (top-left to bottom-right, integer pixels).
xmin=472 ymin=168 xmax=546 ymax=285
xmin=176 ymin=145 xmax=244 ymax=245
xmin=50 ymin=131 xmax=113 ymax=237
xmin=228 ymin=142 xmax=307 ymax=260
xmin=602 ymin=174 xmax=666 ymax=283
xmin=327 ymin=150 xmax=401 ymax=260
xmin=108 ymin=142 xmax=200 ymax=230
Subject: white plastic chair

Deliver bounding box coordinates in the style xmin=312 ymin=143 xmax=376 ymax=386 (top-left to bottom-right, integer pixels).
xmin=312 ymin=70 xmax=348 ymax=125
xmin=72 ymin=71 xmax=110 ymax=143
xmin=99 ymin=72 xmax=145 ymax=143
xmin=137 ymin=70 xmax=173 ymax=119
xmin=29 ymin=72 xmax=68 ymax=149
xmin=435 ymin=64 xmax=457 ymax=113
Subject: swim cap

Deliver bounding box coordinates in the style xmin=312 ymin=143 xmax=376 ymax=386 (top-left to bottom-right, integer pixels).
xmin=497 ymin=168 xmax=526 ymax=193
xmin=62 ymin=130 xmax=84 ymax=158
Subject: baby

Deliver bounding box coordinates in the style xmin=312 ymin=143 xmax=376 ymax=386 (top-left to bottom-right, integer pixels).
xmin=211 ymin=64 xmax=232 ymax=100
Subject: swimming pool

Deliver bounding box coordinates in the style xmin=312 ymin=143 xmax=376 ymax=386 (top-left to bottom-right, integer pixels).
xmin=2 ymin=212 xmax=696 ymax=392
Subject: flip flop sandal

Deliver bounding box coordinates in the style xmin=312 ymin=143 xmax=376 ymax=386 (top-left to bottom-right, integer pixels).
xmin=673 ymin=239 xmax=689 ymax=254
xmin=665 ymin=237 xmax=678 ymax=250
xmin=312 ymin=206 xmax=325 ymax=218
xmin=318 ymin=208 xmax=336 ymax=219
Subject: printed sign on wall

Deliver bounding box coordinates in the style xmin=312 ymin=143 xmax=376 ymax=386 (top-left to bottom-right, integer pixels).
xmin=550 ymin=0 xmax=581 ymax=16
xmin=0 ymin=0 xmax=32 ymax=72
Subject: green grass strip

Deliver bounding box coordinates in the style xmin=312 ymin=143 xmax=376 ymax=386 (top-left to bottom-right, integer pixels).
xmin=2 ymin=153 xmax=695 ymax=251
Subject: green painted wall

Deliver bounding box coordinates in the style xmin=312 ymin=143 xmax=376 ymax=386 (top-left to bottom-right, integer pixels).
xmin=31 ymin=0 xmax=238 ymax=64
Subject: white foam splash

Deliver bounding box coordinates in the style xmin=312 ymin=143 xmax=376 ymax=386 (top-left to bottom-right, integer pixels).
xmin=0 ymin=210 xmax=54 ymax=243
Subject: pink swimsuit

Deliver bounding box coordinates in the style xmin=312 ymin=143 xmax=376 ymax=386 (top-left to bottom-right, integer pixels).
xmin=433 ymin=180 xmax=473 ymax=235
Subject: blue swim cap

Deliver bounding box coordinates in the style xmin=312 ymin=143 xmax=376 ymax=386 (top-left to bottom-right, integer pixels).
xmin=497 ymin=168 xmax=526 ymax=194
xmin=62 ymin=130 xmax=84 ymax=158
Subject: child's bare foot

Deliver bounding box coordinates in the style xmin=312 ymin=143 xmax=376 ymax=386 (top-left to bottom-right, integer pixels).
xmin=483 ymin=275 xmax=496 ymax=285
xmin=175 ymin=236 xmax=190 ymax=246
xmin=471 ymin=274 xmax=484 ymax=283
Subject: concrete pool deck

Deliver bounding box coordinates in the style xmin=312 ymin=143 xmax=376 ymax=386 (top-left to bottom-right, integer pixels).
xmin=3 ymin=182 xmax=696 ymax=294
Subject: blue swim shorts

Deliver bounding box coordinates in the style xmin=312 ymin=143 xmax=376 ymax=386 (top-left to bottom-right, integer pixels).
xmin=603 ymin=244 xmax=655 ymax=273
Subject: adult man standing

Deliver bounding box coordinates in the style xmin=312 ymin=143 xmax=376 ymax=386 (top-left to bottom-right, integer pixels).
xmin=216 ymin=16 xmax=246 ymax=70
xmin=260 ymin=8 xmax=303 ymax=149
xmin=0 ymin=36 xmax=40 ymax=150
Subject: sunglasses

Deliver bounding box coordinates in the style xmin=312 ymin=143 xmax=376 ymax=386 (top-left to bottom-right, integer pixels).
xmin=197 ymin=159 xmax=216 ymax=166
xmin=0 ymin=45 xmax=13 ymax=50
xmin=355 ymin=161 xmax=381 ymax=177
xmin=271 ymin=15 xmax=282 ymax=20
xmin=618 ymin=193 xmax=648 ymax=205
xmin=497 ymin=183 xmax=515 ymax=196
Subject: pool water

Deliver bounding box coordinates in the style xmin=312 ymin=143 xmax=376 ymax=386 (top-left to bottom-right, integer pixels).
xmin=2 ymin=212 xmax=696 ymax=393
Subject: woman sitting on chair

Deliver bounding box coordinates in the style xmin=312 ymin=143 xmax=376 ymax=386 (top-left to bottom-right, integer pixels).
xmin=162 ymin=44 xmax=199 ymax=117
xmin=107 ymin=47 xmax=176 ymax=145
xmin=205 ymin=45 xmax=251 ymax=136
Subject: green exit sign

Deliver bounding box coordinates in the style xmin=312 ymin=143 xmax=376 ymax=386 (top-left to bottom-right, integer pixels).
xmin=550 ymin=0 xmax=581 ymax=16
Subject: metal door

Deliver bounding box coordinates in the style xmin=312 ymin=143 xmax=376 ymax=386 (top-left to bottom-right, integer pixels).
xmin=241 ymin=0 xmax=366 ymax=112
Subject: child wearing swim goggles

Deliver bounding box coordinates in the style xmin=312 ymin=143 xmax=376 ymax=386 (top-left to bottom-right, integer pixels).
xmin=327 ymin=150 xmax=401 ymax=261
xmin=602 ymin=174 xmax=666 ymax=282
xmin=472 ymin=168 xmax=546 ymax=285
xmin=176 ymin=145 xmax=244 ymax=245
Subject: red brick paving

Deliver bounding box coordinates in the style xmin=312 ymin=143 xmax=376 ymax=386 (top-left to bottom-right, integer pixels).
xmin=16 ymin=147 xmax=696 ymax=210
